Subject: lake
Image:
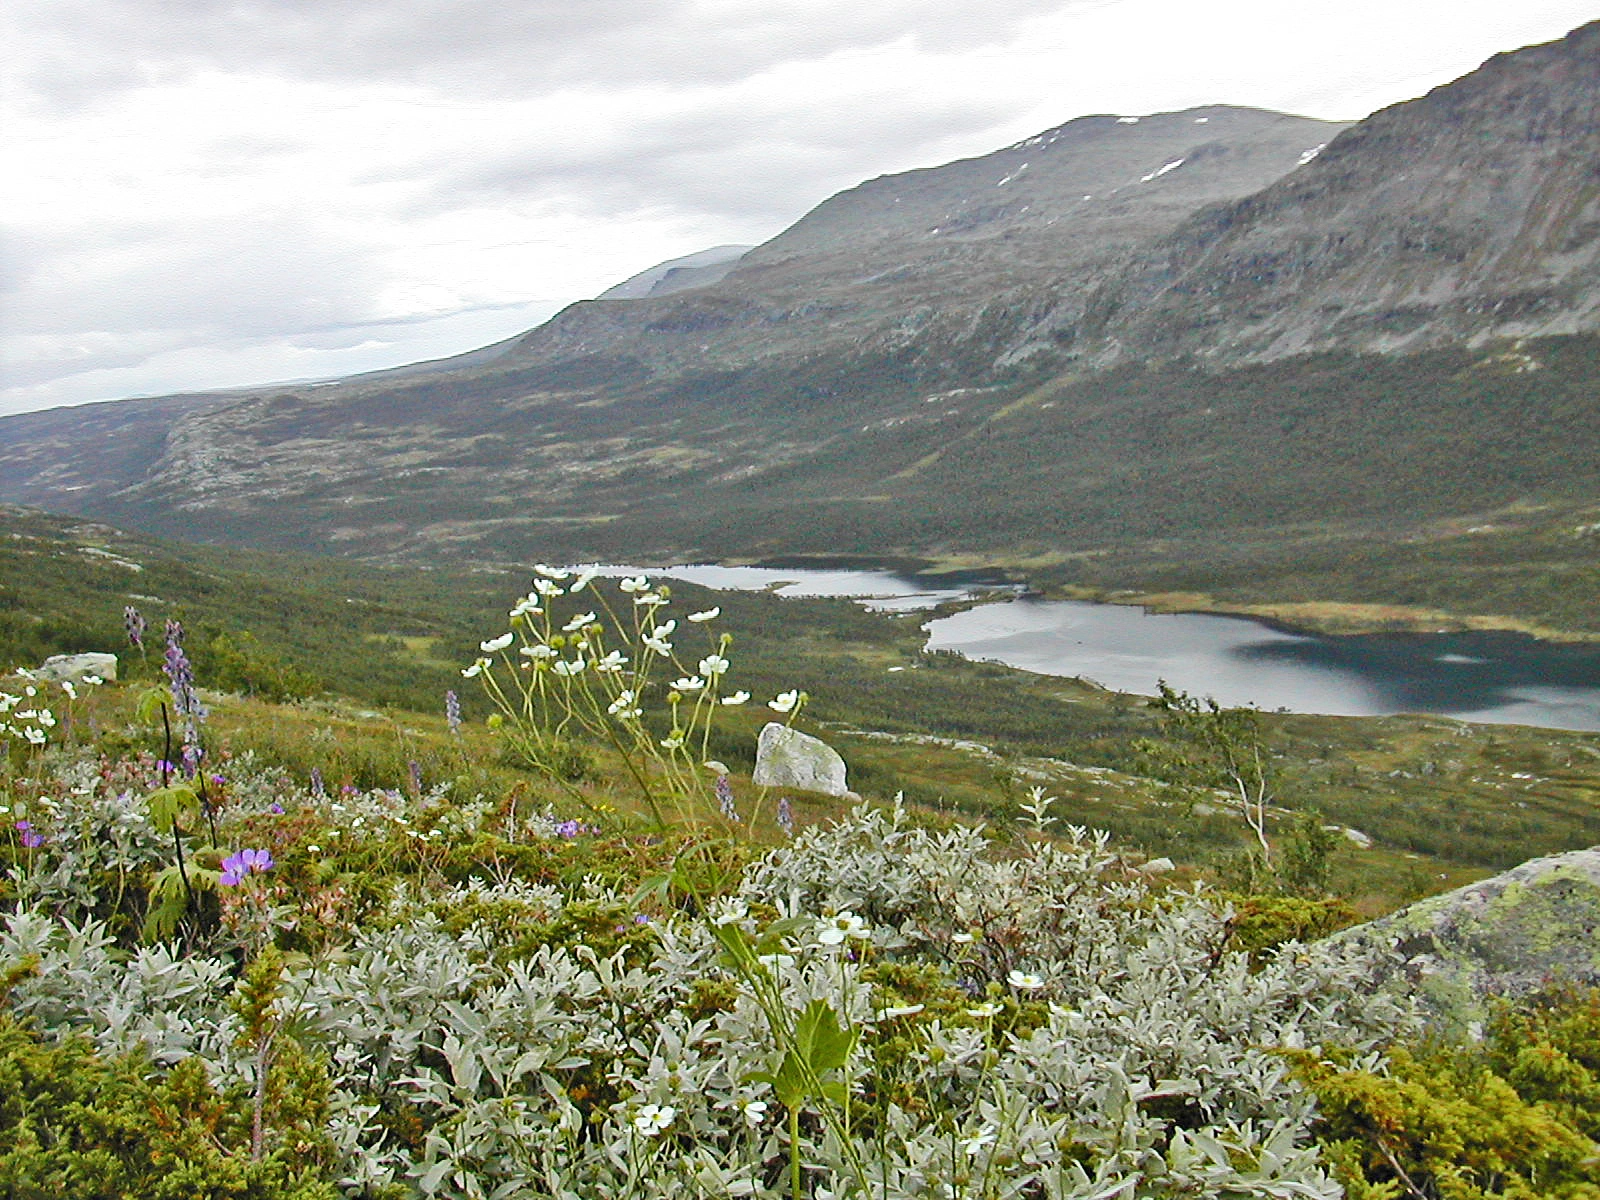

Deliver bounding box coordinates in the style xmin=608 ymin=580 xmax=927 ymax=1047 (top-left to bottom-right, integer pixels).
xmin=583 ymin=563 xmax=1600 ymax=732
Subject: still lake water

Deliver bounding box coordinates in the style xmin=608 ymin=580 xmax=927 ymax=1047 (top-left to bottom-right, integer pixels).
xmin=587 ymin=564 xmax=1600 ymax=732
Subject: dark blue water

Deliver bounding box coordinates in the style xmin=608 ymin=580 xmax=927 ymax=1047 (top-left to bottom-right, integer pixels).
xmin=577 ymin=564 xmax=1600 ymax=731
xmin=924 ymin=598 xmax=1600 ymax=732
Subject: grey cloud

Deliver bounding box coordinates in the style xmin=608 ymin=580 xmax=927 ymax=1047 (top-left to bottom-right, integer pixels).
xmin=13 ymin=0 xmax=1085 ymax=106
xmin=414 ymin=84 xmax=1020 ymax=233
xmin=10 ymin=217 xmax=386 ymax=343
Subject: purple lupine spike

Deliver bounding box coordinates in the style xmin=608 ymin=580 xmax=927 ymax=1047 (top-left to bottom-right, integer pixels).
xmin=776 ymin=795 xmax=794 ymax=836
xmin=715 ymin=773 xmax=737 ymax=822
xmin=444 ymin=689 xmax=461 ymax=735
xmin=309 ymin=767 xmax=325 ymax=798
xmin=123 ymin=605 xmax=146 ymax=650
xmin=162 ymin=620 xmax=207 ymax=775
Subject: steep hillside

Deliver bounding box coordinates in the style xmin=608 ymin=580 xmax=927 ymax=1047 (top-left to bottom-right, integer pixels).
xmin=1027 ymin=19 xmax=1600 ymax=365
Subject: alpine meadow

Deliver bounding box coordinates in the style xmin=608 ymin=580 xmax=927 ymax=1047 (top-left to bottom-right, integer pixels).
xmin=4 ymin=16 xmax=1600 ymax=1200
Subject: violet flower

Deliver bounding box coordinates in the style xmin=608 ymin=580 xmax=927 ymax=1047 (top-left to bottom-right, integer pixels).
xmin=219 ymin=847 xmax=274 ymax=887
xmin=15 ymin=819 xmax=43 ymax=849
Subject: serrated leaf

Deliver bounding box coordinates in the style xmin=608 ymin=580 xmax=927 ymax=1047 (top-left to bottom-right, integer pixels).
xmin=146 ymin=784 xmax=199 ymax=834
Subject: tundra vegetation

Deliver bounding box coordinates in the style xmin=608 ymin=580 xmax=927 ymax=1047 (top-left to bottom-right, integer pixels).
xmin=1 ymin=528 xmax=1599 ymax=1195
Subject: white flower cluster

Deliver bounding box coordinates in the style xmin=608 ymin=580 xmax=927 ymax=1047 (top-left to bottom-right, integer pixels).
xmin=1 ymin=670 xmax=98 ymax=748
xmin=464 ymin=570 xmax=805 ymax=826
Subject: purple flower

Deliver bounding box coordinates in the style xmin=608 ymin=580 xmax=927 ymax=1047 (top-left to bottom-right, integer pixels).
xmin=162 ymin=621 xmax=206 ymax=775
xmin=777 ymin=796 xmax=794 ymax=837
xmin=124 ymin=605 xmax=146 ymax=650
xmin=715 ymin=774 xmax=737 ymax=822
xmin=219 ymin=846 xmax=274 ymax=887
xmin=309 ymin=768 xmax=325 ymax=798
xmin=554 ymin=819 xmax=585 ymax=839
xmin=268 ymin=802 xmax=285 ymax=815
xmin=15 ymin=820 xmax=43 ymax=849
xmin=444 ymin=689 xmax=461 ymax=735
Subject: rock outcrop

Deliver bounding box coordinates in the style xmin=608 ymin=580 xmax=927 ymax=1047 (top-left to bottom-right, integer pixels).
xmin=1333 ymin=845 xmax=1600 ymax=1034
xmin=753 ymin=723 xmax=854 ymax=798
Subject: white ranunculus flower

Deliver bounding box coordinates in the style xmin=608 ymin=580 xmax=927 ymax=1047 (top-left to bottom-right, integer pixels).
xmin=480 ymin=633 xmax=514 ymax=653
xmin=633 ymin=1104 xmax=674 ymax=1135
xmin=687 ymin=607 xmax=720 ymax=622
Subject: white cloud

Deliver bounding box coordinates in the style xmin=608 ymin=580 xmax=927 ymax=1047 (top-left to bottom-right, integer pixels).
xmin=2 ymin=0 xmax=1596 ymax=415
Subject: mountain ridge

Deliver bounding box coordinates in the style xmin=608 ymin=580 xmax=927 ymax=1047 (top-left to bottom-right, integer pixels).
xmin=2 ymin=22 xmax=1598 ymax=632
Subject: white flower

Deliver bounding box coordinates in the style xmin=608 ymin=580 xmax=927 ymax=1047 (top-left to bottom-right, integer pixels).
xmin=533 ymin=578 xmax=565 ymax=597
xmin=24 ymin=727 xmax=47 ymax=745
xmin=519 ymin=643 xmax=557 ymax=660
xmin=698 ymin=654 xmax=730 ymax=677
xmin=59 ymin=681 xmax=77 ymax=700
xmin=634 ymin=592 xmax=668 ymax=607
xmin=652 ymin=619 xmax=677 ymax=637
xmin=607 ymin=690 xmax=642 ymax=718
xmin=594 ymin=650 xmax=627 ymax=673
xmin=958 ymin=1128 xmax=997 ymax=1156
xmin=619 ymin=575 xmax=650 ymax=593
xmin=82 ymin=675 xmax=103 ymax=686
xmin=570 ymin=567 xmax=598 ymax=592
xmin=643 ymin=636 xmax=673 ymax=655
xmin=1006 ymin=970 xmax=1046 ymax=991
xmin=880 ymin=1003 xmax=924 ymax=1019
xmin=36 ymin=711 xmax=56 ymax=728
xmin=562 ymin=611 xmax=597 ymax=632
xmin=687 ymin=607 xmax=720 ymax=623
xmin=552 ymin=658 xmax=586 ymax=676
xmin=757 ymin=953 xmax=795 ymax=972
xmin=712 ymin=899 xmax=748 ymax=926
xmin=741 ymin=1099 xmax=768 ymax=1127
xmin=480 ymin=633 xmax=514 ymax=653
xmin=510 ymin=594 xmax=542 ymax=618
xmin=461 ymin=658 xmax=488 ymax=678
xmin=816 ymin=911 xmax=869 ymax=945
xmin=659 ymin=732 xmax=686 ymax=750
xmin=670 ymin=676 xmax=706 ymax=693
xmin=768 ymin=690 xmax=801 ymax=714
xmin=721 ymin=691 xmax=751 ymax=706
xmin=967 ymin=1001 xmax=1002 ymax=1019
xmin=533 ymin=563 xmax=570 ymax=579
xmin=633 ymin=1103 xmax=675 ymax=1136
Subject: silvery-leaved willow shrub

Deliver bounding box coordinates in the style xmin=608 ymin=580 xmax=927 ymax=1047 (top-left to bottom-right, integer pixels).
xmin=464 ymin=566 xmax=800 ymax=831
xmin=2 ymin=799 xmax=1418 ymax=1200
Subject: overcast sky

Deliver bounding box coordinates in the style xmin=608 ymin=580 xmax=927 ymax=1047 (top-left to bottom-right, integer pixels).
xmin=3 ymin=1 xmax=1596 ymax=418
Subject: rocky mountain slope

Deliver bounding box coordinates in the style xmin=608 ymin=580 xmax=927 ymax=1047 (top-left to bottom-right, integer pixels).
xmin=1 ymin=22 xmax=1598 ymax=599
xmin=1019 ymin=19 xmax=1600 ymax=367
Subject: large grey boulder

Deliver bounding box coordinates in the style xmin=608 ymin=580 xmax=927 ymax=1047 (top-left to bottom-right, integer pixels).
xmin=36 ymin=652 xmax=118 ymax=684
xmin=754 ymin=723 xmax=854 ymax=798
xmin=1331 ymin=845 xmax=1600 ymax=1034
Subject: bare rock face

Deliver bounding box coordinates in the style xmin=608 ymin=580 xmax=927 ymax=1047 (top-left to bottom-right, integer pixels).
xmin=1332 ymin=845 xmax=1600 ymax=1034
xmin=1043 ymin=20 xmax=1600 ymax=366
xmin=753 ymin=723 xmax=853 ymax=798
